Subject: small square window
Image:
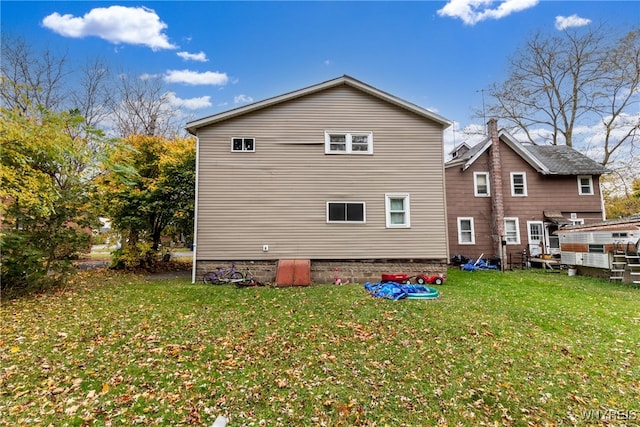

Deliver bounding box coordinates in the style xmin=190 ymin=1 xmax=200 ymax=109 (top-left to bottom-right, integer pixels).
xmin=231 ymin=137 xmax=255 ymax=152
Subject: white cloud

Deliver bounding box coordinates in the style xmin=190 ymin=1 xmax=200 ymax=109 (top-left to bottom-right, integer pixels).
xmin=177 ymin=51 xmax=208 ymax=62
xmin=555 ymin=14 xmax=591 ymax=31
xmin=165 ymin=92 xmax=212 ymax=110
xmin=234 ymin=94 xmax=254 ymax=104
xmin=164 ymin=69 xmax=229 ymax=86
xmin=437 ymin=0 xmax=539 ymax=25
xmin=42 ymin=6 xmax=176 ymax=51
xmin=139 ymin=73 xmax=162 ymax=81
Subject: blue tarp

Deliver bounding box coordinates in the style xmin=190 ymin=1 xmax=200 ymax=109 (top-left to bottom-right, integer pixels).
xmin=461 ymin=259 xmax=499 ymax=271
xmin=364 ymin=282 xmax=439 ymax=300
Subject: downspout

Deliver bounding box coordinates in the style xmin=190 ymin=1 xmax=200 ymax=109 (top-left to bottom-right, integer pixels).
xmin=598 ymin=175 xmax=606 ymax=221
xmin=488 ymin=119 xmax=505 ymax=270
xmin=191 ymin=134 xmax=201 ymax=283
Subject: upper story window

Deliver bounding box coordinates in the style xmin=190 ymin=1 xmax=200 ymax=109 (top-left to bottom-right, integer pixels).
xmin=385 ymin=193 xmax=410 ymax=228
xmin=327 ymin=202 xmax=365 ymax=223
xmin=474 ymin=172 xmax=490 ymax=197
xmin=510 ymin=172 xmax=527 ymax=197
xmin=325 ymin=131 xmax=373 ymax=155
xmin=231 ymin=137 xmax=255 ymax=152
xmin=577 ymin=175 xmax=594 ymax=195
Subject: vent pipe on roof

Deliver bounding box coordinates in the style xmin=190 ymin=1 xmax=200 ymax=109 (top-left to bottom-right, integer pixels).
xmin=488 ymin=118 xmax=506 ymax=270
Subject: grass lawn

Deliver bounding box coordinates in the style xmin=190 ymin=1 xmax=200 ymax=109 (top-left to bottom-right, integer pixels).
xmin=1 ymin=269 xmax=638 ymax=426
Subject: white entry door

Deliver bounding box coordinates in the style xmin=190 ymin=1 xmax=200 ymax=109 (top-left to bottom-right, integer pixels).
xmin=527 ymin=221 xmax=544 ymax=256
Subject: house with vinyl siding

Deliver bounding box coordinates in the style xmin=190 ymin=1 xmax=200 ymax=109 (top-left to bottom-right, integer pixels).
xmin=186 ymin=75 xmax=452 ymax=284
xmin=445 ymin=119 xmax=609 ymax=269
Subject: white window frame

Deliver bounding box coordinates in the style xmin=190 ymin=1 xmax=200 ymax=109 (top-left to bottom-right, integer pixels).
xmin=577 ymin=175 xmax=594 ymax=195
xmin=504 ymin=217 xmax=521 ymax=245
xmin=473 ymin=172 xmax=490 ymax=197
xmin=510 ymin=172 xmax=527 ymax=197
xmin=457 ymin=217 xmax=475 ymax=244
xmin=325 ymin=131 xmax=373 ymax=155
xmin=326 ymin=201 xmax=366 ymax=224
xmin=231 ymin=137 xmax=255 ymax=152
xmin=385 ymin=193 xmax=410 ymax=228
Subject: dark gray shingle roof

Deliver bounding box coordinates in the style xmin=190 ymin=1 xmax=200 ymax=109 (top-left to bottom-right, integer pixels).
xmin=523 ymin=144 xmax=609 ymax=175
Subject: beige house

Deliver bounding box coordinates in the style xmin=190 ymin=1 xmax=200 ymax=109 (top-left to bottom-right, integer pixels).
xmin=186 ymin=75 xmax=452 ymax=284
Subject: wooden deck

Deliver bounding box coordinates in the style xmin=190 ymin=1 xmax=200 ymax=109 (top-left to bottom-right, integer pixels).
xmin=529 ymin=257 xmax=562 ymax=270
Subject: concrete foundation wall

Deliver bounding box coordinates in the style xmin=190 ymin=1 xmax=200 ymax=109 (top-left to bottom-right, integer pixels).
xmin=196 ymin=259 xmax=447 ymax=285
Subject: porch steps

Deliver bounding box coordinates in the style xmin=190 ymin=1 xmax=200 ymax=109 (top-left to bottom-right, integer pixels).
xmin=275 ymin=259 xmax=311 ymax=287
xmin=610 ymin=252 xmax=627 ymax=281
xmin=626 ymin=254 xmax=640 ymax=288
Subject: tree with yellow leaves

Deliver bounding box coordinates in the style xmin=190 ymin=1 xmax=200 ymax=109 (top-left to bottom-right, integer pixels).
xmin=98 ymin=134 xmax=195 ymax=269
xmin=1 ymin=103 xmax=106 ymax=290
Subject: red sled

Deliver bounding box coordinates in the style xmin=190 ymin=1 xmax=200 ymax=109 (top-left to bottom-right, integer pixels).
xmin=381 ymin=273 xmax=444 ymax=285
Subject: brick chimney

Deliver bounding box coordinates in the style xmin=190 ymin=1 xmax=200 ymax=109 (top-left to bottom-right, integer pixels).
xmin=488 ymin=118 xmax=505 ymax=269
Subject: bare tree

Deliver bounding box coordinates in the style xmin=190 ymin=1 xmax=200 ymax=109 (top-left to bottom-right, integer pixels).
xmin=0 ymin=33 xmax=70 ymax=113
xmin=70 ymin=57 xmax=114 ymax=130
xmin=486 ymin=25 xmax=639 ymax=167
xmin=592 ymin=28 xmax=640 ymax=166
xmin=108 ymin=74 xmax=180 ymax=138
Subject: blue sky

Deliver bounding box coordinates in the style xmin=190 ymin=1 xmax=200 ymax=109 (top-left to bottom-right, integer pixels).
xmin=2 ymin=1 xmax=638 ymax=149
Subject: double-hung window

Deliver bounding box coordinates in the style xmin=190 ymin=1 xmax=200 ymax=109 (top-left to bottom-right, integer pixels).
xmin=510 ymin=172 xmax=527 ymax=196
xmin=327 ymin=202 xmax=365 ymax=223
xmin=325 ymin=131 xmax=373 ymax=154
xmin=474 ymin=172 xmax=490 ymax=197
xmin=231 ymin=137 xmax=255 ymax=152
xmin=385 ymin=194 xmax=410 ymax=228
xmin=457 ymin=217 xmax=475 ymax=244
xmin=577 ymin=175 xmax=594 ymax=195
xmin=504 ymin=217 xmax=521 ymax=244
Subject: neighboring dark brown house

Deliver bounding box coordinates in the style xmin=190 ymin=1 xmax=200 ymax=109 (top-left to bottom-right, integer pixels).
xmin=445 ymin=119 xmax=609 ymax=268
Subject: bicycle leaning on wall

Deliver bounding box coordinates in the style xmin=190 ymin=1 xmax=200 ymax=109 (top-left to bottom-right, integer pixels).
xmin=202 ymin=262 xmax=244 ymax=285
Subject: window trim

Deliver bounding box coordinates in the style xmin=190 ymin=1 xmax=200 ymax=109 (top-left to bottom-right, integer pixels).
xmin=510 ymin=172 xmax=528 ymax=197
xmin=457 ymin=217 xmax=475 ymax=244
xmin=231 ymin=137 xmax=255 ymax=152
xmin=577 ymin=175 xmax=594 ymax=195
xmin=504 ymin=217 xmax=521 ymax=245
xmin=324 ymin=131 xmax=373 ymax=155
xmin=385 ymin=193 xmax=411 ymax=228
xmin=473 ymin=172 xmax=490 ymax=197
xmin=326 ymin=201 xmax=366 ymax=224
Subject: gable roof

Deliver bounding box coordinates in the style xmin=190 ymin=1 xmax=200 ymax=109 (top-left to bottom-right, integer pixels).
xmin=186 ymin=75 xmax=452 ymax=134
xmin=445 ymin=129 xmax=609 ymax=176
